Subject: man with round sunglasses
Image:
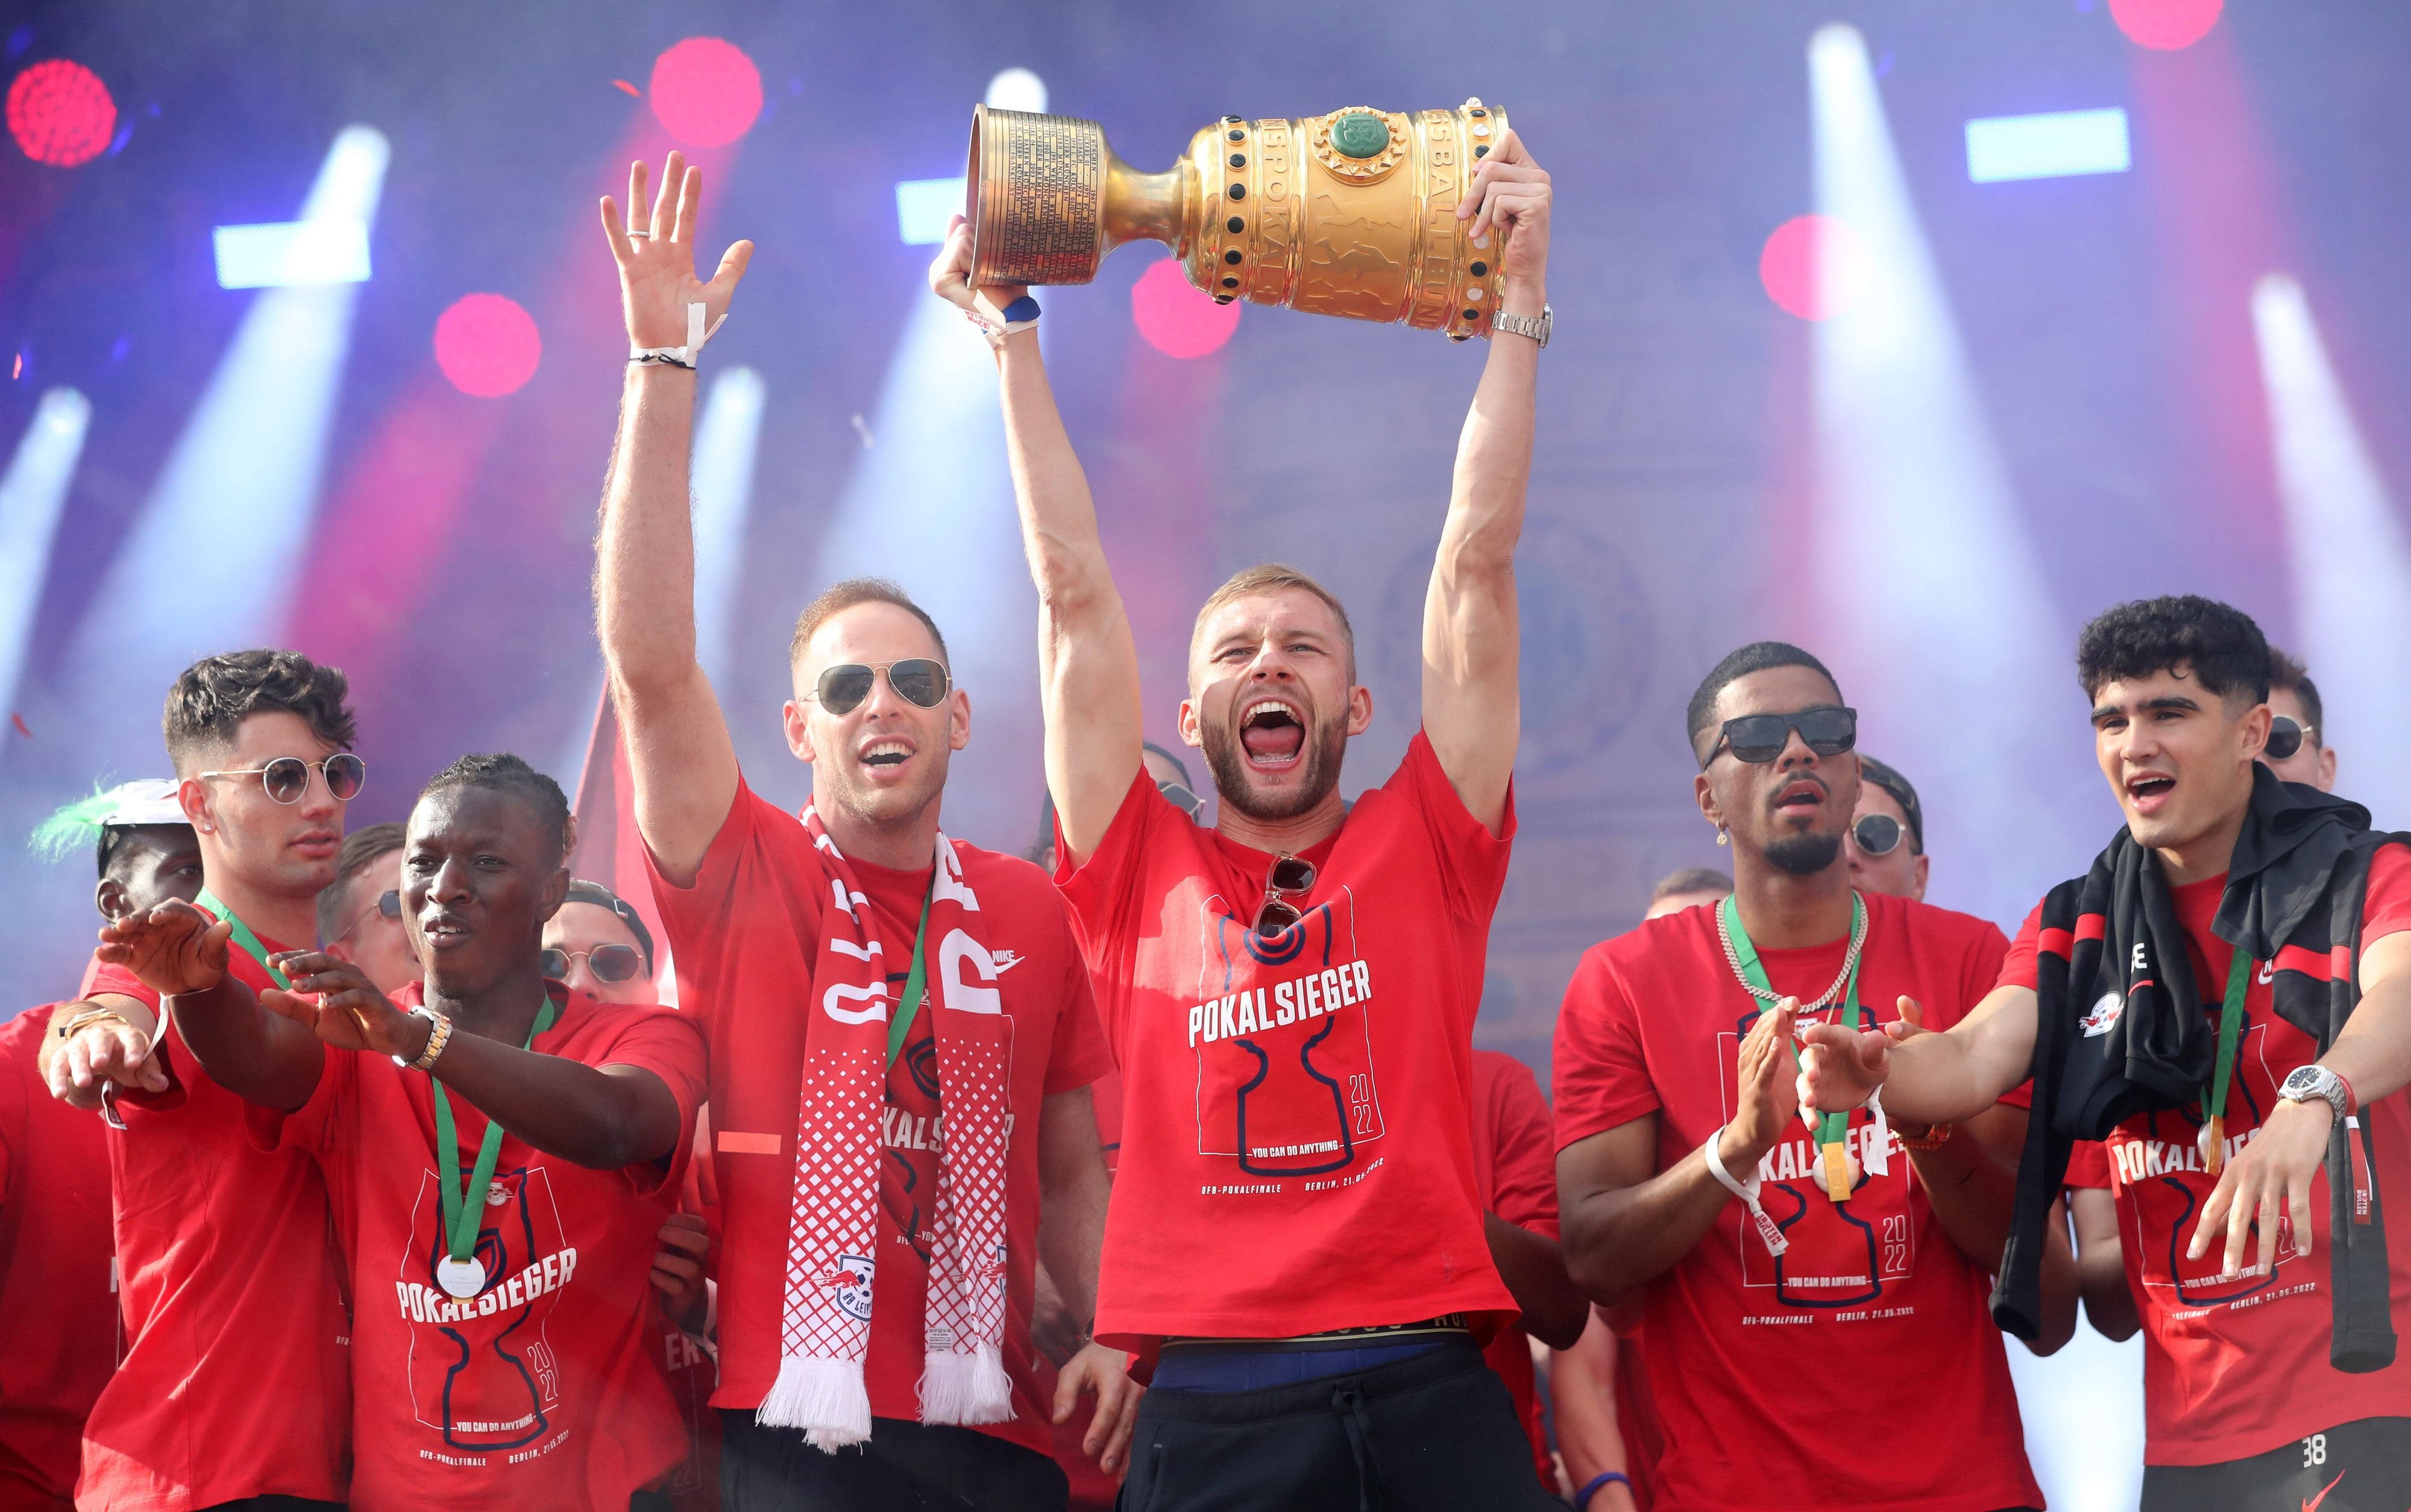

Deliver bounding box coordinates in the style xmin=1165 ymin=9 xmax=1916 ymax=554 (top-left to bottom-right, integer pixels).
xmin=1846 ymin=754 xmax=1927 ymax=903
xmin=1801 ymin=597 xmax=2411 ymax=1510
xmin=319 ymin=820 xmax=420 ymax=995
xmin=594 ymin=152 xmax=1133 ymax=1511
xmin=2262 ymin=645 xmax=2337 ymax=793
xmin=39 ymin=648 xmax=359 ymax=1510
xmin=935 ymin=129 xmax=1556 ymax=1508
xmin=1553 ymin=641 xmax=2064 ymax=1512
xmin=543 ymin=879 xmax=661 ymax=1005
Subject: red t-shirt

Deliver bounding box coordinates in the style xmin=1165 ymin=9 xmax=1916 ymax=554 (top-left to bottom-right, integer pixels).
xmin=81 ymin=942 xmax=351 ymax=1511
xmin=249 ymin=981 xmax=704 ymax=1511
xmin=2064 ymin=1140 xmax=2112 ymax=1189
xmin=1469 ymin=1049 xmax=1558 ymax=1488
xmin=646 ymin=777 xmax=1112 ymax=1455
xmin=1552 ymin=892 xmax=2042 ymax=1512
xmin=656 ymin=1120 xmax=721 ymax=1512
xmin=0 ymin=1005 xmax=115 ymax=1507
xmin=1996 ymin=849 xmax=2411 ymax=1464
xmin=1057 ymin=732 xmax=1518 ymax=1345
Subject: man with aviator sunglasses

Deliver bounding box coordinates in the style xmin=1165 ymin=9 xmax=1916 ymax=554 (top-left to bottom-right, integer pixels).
xmin=938 ymin=126 xmax=1558 ymax=1507
xmin=1846 ymin=754 xmax=1928 ymax=904
xmin=1553 ymin=641 xmax=2061 ymax=1512
xmin=40 ymin=648 xmax=359 ymax=1510
xmin=594 ymin=151 xmax=1133 ymax=1510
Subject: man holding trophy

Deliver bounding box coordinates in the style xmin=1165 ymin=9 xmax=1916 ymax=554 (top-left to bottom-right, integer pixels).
xmin=931 ymin=99 xmax=1563 ymax=1510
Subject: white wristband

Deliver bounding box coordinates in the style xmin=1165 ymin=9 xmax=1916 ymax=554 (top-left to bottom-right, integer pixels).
xmin=630 ymin=301 xmax=728 ymax=369
xmin=1705 ymin=1126 xmax=1788 ymax=1256
xmin=1863 ymin=1085 xmax=1891 ymax=1177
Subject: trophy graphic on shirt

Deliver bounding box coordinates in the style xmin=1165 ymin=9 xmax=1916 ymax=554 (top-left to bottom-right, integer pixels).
xmin=965 ymin=99 xmax=1511 ymax=339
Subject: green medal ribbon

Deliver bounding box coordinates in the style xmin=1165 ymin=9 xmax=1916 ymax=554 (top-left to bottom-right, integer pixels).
xmin=885 ymin=877 xmax=937 ymax=1070
xmin=429 ymin=997 xmax=561 ymax=1287
xmin=195 ymin=889 xmax=294 ymax=991
xmin=1720 ymin=892 xmax=1866 ymax=1192
xmin=2200 ymin=946 xmax=2253 ymax=1173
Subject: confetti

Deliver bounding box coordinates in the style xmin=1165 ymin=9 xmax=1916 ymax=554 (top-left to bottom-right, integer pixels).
xmin=11 ymin=712 xmax=30 ymax=738
xmin=613 ymin=79 xmax=641 ymax=97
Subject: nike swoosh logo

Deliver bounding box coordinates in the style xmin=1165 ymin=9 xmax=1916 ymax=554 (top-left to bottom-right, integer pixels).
xmin=2306 ymin=1467 xmax=2345 ymax=1512
xmin=990 ymin=951 xmax=1024 ymax=973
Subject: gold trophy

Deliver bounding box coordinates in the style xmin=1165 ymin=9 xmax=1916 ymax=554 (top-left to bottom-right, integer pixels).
xmin=966 ymin=99 xmax=1510 ymax=339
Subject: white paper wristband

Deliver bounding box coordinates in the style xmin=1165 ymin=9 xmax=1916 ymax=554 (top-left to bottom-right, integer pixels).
xmin=1705 ymin=1126 xmax=1788 ymax=1256
xmin=630 ymin=301 xmax=728 ymax=369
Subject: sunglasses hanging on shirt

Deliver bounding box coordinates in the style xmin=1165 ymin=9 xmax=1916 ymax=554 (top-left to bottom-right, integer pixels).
xmin=1251 ymin=854 xmax=1316 ymax=939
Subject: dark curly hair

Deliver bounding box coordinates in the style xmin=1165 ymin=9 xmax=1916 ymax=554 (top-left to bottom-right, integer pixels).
xmin=2075 ymin=596 xmax=2269 ymax=708
xmin=420 ymin=753 xmax=571 ymax=865
xmin=162 ymin=649 xmax=356 ymax=770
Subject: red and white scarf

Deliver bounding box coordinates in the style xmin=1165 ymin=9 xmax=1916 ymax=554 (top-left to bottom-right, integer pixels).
xmin=757 ymin=808 xmax=1015 ymax=1451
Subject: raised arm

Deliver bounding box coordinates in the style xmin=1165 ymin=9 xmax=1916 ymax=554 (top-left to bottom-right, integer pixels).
xmin=928 ymin=221 xmax=1141 ymax=867
xmin=594 ymin=152 xmax=755 ymax=884
xmin=1422 ymin=133 xmax=1550 ymax=835
xmin=266 ymin=952 xmax=685 ymax=1172
xmin=1559 ymin=1003 xmax=1799 ymax=1302
xmin=95 ymin=900 xmax=325 ymax=1112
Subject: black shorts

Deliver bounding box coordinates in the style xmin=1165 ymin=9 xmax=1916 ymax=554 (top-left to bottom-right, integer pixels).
xmin=718 ymin=1411 xmax=1070 ymax=1512
xmin=1117 ymin=1336 xmax=1561 ymax=1512
xmin=2141 ymin=1416 xmax=2411 ymax=1512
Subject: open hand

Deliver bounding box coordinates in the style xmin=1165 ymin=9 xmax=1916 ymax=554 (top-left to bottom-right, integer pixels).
xmin=97 ymin=899 xmax=229 ymax=999
xmin=599 ymin=151 xmax=754 ymax=351
xmin=262 ymin=950 xmax=418 ymax=1059
xmin=2186 ymin=1097 xmax=2330 ymax=1278
xmin=1722 ymin=1000 xmax=1800 ymax=1167
xmin=1052 ymin=1339 xmax=1142 ymax=1477
xmin=650 ymin=1211 xmax=712 ymax=1334
xmin=1458 ymin=125 xmax=1549 ymax=295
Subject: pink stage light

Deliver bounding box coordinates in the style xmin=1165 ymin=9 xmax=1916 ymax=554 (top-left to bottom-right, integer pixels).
xmin=2110 ymin=0 xmax=2222 ymax=50
xmin=433 ymin=294 xmax=542 ymax=398
xmin=1131 ymin=259 xmax=1240 ymax=359
xmin=7 ymin=60 xmax=116 ymax=168
xmin=1759 ymin=214 xmax=1872 ymax=322
xmin=647 ymin=38 xmax=763 ymax=148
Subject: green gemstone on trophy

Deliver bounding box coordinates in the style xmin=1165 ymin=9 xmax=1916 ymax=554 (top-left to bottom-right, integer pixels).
xmin=1330 ymin=111 xmax=1388 ymax=159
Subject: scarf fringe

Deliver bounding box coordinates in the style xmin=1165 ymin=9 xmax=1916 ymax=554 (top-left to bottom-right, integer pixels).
xmin=757 ymin=1355 xmax=871 ymax=1452
xmin=918 ymin=1344 xmax=1015 ymax=1426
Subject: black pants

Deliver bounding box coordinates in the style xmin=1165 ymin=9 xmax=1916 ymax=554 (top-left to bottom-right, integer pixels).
xmin=2142 ymin=1415 xmax=2411 ymax=1512
xmin=1116 ymin=1337 xmax=1561 ymax=1512
xmin=720 ymin=1410 xmax=1069 ymax=1511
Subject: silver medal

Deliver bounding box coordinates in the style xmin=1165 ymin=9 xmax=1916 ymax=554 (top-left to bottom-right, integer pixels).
xmin=435 ymin=1255 xmax=486 ymax=1300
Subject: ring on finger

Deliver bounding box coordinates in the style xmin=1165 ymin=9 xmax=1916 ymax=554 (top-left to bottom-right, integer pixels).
xmin=628 ymin=227 xmax=653 ymax=240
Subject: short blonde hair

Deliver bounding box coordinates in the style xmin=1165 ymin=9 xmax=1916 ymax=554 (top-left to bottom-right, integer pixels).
xmin=1190 ymin=563 xmax=1356 ymax=682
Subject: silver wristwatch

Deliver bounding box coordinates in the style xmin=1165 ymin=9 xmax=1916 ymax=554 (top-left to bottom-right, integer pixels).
xmin=1490 ymin=302 xmax=1551 ymax=350
xmin=2278 ymin=1063 xmax=2351 ymax=1121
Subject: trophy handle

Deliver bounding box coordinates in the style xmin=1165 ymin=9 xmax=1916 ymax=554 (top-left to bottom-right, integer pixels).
xmin=968 ymin=104 xmax=1190 ymax=286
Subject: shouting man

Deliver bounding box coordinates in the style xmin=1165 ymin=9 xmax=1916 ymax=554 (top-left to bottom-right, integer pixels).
xmin=594 ymin=152 xmax=1134 ymax=1511
xmin=1803 ymin=596 xmax=2411 ymax=1510
xmin=933 ymin=127 xmax=1558 ymax=1508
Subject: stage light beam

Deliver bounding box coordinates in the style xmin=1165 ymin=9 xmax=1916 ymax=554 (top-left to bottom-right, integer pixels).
xmin=61 ymin=125 xmax=389 ymax=763
xmin=0 ymin=387 xmax=91 ymax=717
xmin=2255 ymin=274 xmax=2411 ymax=821
xmin=212 ymin=219 xmax=372 ymax=289
xmin=689 ymin=365 xmax=767 ymax=688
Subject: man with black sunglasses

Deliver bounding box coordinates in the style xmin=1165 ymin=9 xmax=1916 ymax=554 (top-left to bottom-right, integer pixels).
xmin=1553 ymin=641 xmax=2065 ymax=1512
xmin=39 ymin=647 xmax=359 ymax=1510
xmin=934 ymin=127 xmax=1556 ymax=1509
xmin=2263 ymin=645 xmax=2338 ymax=793
xmin=593 ymin=152 xmax=1134 ymax=1511
xmin=319 ymin=820 xmax=420 ymax=995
